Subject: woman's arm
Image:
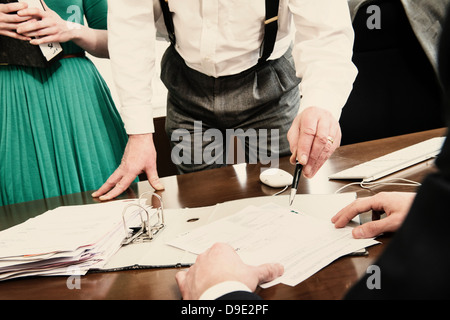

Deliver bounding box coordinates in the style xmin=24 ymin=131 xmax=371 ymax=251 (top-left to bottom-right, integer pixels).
xmin=16 ymin=1 xmax=108 ymax=58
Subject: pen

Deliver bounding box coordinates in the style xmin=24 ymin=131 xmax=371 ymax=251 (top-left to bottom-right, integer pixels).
xmin=289 ymin=161 xmax=303 ymax=206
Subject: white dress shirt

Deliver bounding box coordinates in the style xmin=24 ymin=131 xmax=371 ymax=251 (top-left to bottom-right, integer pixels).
xmin=108 ymin=0 xmax=358 ymax=134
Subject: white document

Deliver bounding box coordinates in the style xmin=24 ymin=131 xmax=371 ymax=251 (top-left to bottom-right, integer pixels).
xmin=101 ymin=193 xmax=360 ymax=270
xmin=167 ymin=196 xmax=379 ymax=288
xmin=18 ymin=0 xmax=63 ymax=61
xmin=0 ymin=200 xmax=143 ymax=281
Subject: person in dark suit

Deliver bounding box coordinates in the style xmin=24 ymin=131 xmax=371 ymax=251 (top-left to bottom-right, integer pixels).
xmin=175 ymin=7 xmax=450 ymax=299
xmin=343 ymin=4 xmax=450 ymax=299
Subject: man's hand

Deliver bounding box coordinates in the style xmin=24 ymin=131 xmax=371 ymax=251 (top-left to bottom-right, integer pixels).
xmin=92 ymin=133 xmax=164 ymax=201
xmin=175 ymin=243 xmax=284 ymax=300
xmin=287 ymin=106 xmax=341 ymax=178
xmin=332 ymin=192 xmax=416 ymax=238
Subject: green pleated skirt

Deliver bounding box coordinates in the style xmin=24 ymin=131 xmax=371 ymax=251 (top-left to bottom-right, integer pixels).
xmin=0 ymin=56 xmax=128 ymax=206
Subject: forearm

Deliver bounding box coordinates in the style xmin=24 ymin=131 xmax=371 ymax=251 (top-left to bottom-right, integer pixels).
xmin=70 ymin=24 xmax=108 ymax=58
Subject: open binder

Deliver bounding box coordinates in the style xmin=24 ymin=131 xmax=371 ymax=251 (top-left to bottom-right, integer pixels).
xmin=96 ymin=192 xmax=379 ymax=288
xmin=96 ymin=193 xmax=361 ymax=272
xmin=0 ymin=192 xmax=373 ymax=285
xmin=0 ymin=0 xmax=63 ymax=68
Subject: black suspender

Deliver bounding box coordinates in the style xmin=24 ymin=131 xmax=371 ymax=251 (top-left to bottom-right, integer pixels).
xmin=159 ymin=0 xmax=176 ymax=46
xmin=258 ymin=0 xmax=280 ymax=65
xmin=158 ymin=0 xmax=280 ymax=66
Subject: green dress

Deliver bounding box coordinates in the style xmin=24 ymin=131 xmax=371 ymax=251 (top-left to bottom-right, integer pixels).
xmin=0 ymin=0 xmax=128 ymax=206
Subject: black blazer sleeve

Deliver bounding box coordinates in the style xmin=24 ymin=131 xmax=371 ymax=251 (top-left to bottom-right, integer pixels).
xmin=217 ymin=291 xmax=262 ymax=300
xmin=345 ymin=172 xmax=450 ymax=299
xmin=346 ymin=5 xmax=450 ymax=299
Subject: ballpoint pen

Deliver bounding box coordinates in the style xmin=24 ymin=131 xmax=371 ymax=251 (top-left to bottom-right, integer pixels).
xmin=289 ymin=161 xmax=303 ymax=206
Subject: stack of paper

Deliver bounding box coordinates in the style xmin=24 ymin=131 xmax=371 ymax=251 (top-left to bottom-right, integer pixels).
xmin=0 ymin=200 xmax=142 ymax=281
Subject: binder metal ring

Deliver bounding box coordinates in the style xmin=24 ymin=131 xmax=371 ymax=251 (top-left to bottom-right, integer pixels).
xmin=121 ymin=192 xmax=165 ymax=245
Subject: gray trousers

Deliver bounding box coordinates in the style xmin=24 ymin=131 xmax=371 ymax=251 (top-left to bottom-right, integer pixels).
xmin=161 ymin=45 xmax=301 ymax=174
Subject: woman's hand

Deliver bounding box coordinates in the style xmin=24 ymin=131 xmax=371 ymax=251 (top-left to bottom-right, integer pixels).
xmin=15 ymin=1 xmax=109 ymax=58
xmin=0 ymin=2 xmax=31 ymax=41
xmin=16 ymin=1 xmax=76 ymax=45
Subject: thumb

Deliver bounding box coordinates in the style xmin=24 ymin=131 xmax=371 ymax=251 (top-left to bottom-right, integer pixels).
xmin=175 ymin=270 xmax=188 ymax=298
xmin=253 ymin=263 xmax=284 ymax=286
xmin=175 ymin=270 xmax=187 ymax=287
xmin=352 ymin=219 xmax=391 ymax=239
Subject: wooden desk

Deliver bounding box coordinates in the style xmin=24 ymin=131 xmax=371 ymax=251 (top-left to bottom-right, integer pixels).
xmin=0 ymin=128 xmax=446 ymax=300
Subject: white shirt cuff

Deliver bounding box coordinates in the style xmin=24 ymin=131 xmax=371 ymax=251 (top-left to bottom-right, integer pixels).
xmin=119 ymin=105 xmax=155 ymax=134
xmin=199 ymin=281 xmax=252 ymax=300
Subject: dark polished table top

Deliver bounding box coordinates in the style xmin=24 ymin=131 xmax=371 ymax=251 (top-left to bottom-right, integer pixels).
xmin=0 ymin=128 xmax=446 ymax=300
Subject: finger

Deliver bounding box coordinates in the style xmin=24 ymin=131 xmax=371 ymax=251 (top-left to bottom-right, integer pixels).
xmin=17 ymin=7 xmax=45 ymax=18
xmin=91 ymin=168 xmax=124 ymax=198
xmin=0 ymin=29 xmax=31 ymax=40
xmin=332 ymin=202 xmax=365 ymax=227
xmin=0 ymin=2 xmax=28 ymax=14
xmin=332 ymin=197 xmax=380 ymax=227
xmin=0 ymin=20 xmax=27 ymax=31
xmin=175 ymin=270 xmax=187 ymax=287
xmin=306 ymin=126 xmax=341 ymax=178
xmin=287 ymin=117 xmax=300 ymax=164
xmin=294 ymin=117 xmax=317 ymax=166
xmin=306 ymin=142 xmax=333 ymax=178
xmin=145 ymin=168 xmax=164 ymax=191
xmin=24 ymin=26 xmax=57 ymax=38
xmin=17 ymin=19 xmax=51 ymax=34
xmin=0 ymin=12 xmax=30 ymax=23
xmin=29 ymin=33 xmax=59 ymax=45
xmin=253 ymin=263 xmax=284 ymax=285
xmin=302 ymin=115 xmax=334 ymax=177
xmin=98 ymin=174 xmax=137 ymax=201
xmin=175 ymin=270 xmax=188 ymax=297
xmin=352 ymin=218 xmax=396 ymax=239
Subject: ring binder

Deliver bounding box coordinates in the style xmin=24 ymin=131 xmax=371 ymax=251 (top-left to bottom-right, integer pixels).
xmin=121 ymin=192 xmax=165 ymax=246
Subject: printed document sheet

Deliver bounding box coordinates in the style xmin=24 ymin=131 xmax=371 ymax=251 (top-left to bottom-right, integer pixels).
xmin=167 ymin=202 xmax=379 ymax=287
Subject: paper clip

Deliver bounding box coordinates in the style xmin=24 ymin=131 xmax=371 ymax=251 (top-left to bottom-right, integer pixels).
xmin=121 ymin=192 xmax=165 ymax=246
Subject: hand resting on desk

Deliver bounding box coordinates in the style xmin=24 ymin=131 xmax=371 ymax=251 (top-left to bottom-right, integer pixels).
xmin=332 ymin=192 xmax=416 ymax=239
xmin=175 ymin=243 xmax=284 ymax=300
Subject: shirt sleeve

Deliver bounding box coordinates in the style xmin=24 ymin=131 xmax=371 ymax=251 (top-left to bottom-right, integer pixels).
xmin=289 ymin=0 xmax=358 ymax=120
xmin=108 ymin=0 xmax=156 ymax=134
xmin=199 ymin=281 xmax=253 ymax=300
